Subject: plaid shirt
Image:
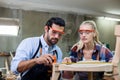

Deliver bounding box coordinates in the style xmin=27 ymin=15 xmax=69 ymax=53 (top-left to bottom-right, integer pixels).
xmin=69 ymin=44 xmax=113 ymax=80
xmin=70 ymin=44 xmax=113 ymax=62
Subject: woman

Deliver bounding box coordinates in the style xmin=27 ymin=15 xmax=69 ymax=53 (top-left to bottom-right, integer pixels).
xmin=62 ymin=20 xmax=113 ymax=80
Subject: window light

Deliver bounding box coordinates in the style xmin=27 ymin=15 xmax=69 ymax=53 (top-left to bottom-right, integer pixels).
xmin=0 ymin=25 xmax=19 ymax=36
xmin=0 ymin=18 xmax=19 ymax=36
xmin=97 ymin=17 xmax=120 ymax=21
xmin=104 ymin=17 xmax=120 ymax=21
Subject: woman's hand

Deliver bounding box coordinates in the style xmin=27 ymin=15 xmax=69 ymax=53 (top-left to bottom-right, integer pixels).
xmin=62 ymin=57 xmax=72 ymax=64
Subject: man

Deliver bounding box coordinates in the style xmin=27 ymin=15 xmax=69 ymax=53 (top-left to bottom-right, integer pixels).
xmin=11 ymin=17 xmax=65 ymax=80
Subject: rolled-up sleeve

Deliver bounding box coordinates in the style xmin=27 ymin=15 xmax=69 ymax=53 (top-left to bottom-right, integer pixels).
xmin=11 ymin=39 xmax=33 ymax=74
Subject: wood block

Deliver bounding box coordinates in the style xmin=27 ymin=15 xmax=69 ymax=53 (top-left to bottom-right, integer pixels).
xmin=115 ymin=25 xmax=120 ymax=36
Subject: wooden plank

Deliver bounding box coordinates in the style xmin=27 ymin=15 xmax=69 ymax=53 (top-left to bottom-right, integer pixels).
xmin=112 ymin=25 xmax=120 ymax=66
xmin=112 ymin=25 xmax=120 ymax=80
xmin=58 ymin=63 xmax=113 ymax=72
xmin=51 ymin=62 xmax=113 ymax=80
xmin=51 ymin=63 xmax=60 ymax=80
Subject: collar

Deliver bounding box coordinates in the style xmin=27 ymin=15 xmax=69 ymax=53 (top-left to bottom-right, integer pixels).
xmin=40 ymin=35 xmax=56 ymax=50
xmin=79 ymin=44 xmax=101 ymax=54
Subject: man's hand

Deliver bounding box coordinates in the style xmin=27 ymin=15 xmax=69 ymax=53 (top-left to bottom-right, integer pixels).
xmin=35 ymin=54 xmax=53 ymax=65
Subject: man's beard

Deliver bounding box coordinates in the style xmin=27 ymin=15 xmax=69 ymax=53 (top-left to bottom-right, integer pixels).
xmin=47 ymin=36 xmax=58 ymax=45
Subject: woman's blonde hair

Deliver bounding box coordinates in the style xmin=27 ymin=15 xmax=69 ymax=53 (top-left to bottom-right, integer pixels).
xmin=72 ymin=20 xmax=102 ymax=51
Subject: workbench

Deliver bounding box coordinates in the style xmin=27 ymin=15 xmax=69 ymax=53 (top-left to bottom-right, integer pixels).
xmin=51 ymin=62 xmax=113 ymax=80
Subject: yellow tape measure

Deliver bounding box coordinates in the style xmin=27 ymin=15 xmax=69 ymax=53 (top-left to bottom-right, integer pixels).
xmin=61 ymin=61 xmax=112 ymax=65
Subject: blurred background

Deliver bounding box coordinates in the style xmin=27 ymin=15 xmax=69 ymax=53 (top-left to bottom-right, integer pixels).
xmin=0 ymin=0 xmax=120 ymax=76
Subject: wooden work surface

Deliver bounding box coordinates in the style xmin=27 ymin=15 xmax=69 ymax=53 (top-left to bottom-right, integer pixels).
xmin=59 ymin=62 xmax=113 ymax=72
xmin=51 ymin=62 xmax=113 ymax=80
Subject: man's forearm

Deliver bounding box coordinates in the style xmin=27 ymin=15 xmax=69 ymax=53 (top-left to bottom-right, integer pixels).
xmin=17 ymin=58 xmax=37 ymax=73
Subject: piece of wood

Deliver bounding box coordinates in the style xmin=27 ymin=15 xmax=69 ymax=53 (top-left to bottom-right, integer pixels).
xmin=51 ymin=63 xmax=60 ymax=80
xmin=5 ymin=58 xmax=9 ymax=74
xmin=112 ymin=25 xmax=120 ymax=80
xmin=88 ymin=72 xmax=93 ymax=80
xmin=9 ymin=51 xmax=14 ymax=59
xmin=51 ymin=62 xmax=113 ymax=80
xmin=58 ymin=63 xmax=113 ymax=72
xmin=112 ymin=25 xmax=120 ymax=66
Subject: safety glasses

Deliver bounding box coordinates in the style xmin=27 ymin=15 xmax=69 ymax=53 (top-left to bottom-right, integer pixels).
xmin=78 ymin=29 xmax=95 ymax=35
xmin=50 ymin=27 xmax=64 ymax=37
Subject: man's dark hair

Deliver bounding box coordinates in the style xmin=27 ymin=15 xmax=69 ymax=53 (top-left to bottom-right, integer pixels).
xmin=45 ymin=17 xmax=65 ymax=29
